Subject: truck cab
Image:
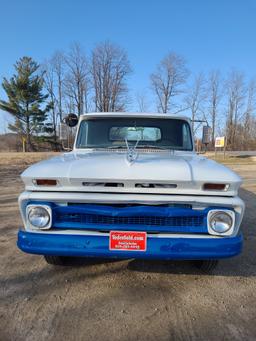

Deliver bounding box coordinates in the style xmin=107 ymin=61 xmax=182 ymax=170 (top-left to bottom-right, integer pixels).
xmin=17 ymin=113 xmax=244 ymax=272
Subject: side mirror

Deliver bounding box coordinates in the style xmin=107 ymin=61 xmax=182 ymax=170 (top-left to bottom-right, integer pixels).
xmin=64 ymin=113 xmax=79 ymax=127
xmin=202 ymin=125 xmax=212 ymax=145
xmin=58 ymin=114 xmax=78 ymax=151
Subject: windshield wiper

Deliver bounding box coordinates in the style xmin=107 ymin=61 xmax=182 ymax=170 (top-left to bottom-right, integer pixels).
xmin=105 ymin=145 xmax=126 ymax=149
xmin=80 ymin=145 xmax=125 ymax=149
xmin=79 ymin=144 xmax=176 ymax=151
xmin=138 ymin=145 xmax=173 ymax=150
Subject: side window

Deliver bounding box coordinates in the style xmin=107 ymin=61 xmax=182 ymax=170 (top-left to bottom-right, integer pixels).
xmin=182 ymin=123 xmax=192 ymax=149
xmin=76 ymin=121 xmax=88 ymax=147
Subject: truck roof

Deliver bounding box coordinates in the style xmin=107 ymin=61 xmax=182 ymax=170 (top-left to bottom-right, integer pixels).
xmin=79 ymin=112 xmax=191 ymax=122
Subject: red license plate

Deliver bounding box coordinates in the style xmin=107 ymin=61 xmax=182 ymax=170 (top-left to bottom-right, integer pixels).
xmin=109 ymin=231 xmax=147 ymax=252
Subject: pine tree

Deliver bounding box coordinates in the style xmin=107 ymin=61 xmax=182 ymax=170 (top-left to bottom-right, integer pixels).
xmin=0 ymin=56 xmax=48 ymax=151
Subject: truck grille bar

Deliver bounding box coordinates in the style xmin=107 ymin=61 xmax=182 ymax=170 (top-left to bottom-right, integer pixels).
xmin=52 ymin=204 xmax=208 ymax=234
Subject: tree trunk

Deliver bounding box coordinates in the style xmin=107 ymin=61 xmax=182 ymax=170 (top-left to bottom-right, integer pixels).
xmin=26 ymin=115 xmax=30 ymax=152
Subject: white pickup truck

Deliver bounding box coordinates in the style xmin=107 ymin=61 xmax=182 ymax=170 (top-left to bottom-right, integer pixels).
xmin=17 ymin=112 xmax=244 ymax=272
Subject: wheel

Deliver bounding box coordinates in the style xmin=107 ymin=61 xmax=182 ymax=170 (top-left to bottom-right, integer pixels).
xmin=194 ymin=260 xmax=219 ymax=273
xmin=44 ymin=255 xmax=67 ymax=265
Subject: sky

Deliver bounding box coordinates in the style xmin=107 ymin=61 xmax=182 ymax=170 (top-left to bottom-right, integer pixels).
xmin=0 ymin=0 xmax=256 ymax=133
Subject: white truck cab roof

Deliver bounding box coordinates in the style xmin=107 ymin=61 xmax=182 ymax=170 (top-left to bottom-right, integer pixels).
xmin=79 ymin=112 xmax=191 ymax=122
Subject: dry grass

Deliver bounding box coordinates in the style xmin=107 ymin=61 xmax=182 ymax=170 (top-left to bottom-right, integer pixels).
xmin=0 ymin=152 xmax=59 ymax=166
xmin=205 ymin=153 xmax=256 ymax=165
xmin=0 ymin=151 xmax=255 ymax=167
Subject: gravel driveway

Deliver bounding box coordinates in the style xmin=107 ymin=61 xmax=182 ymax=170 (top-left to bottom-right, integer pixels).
xmin=0 ymin=153 xmax=256 ymax=341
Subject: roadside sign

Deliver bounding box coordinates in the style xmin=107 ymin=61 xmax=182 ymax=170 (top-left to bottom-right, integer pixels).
xmin=215 ymin=136 xmax=225 ymax=148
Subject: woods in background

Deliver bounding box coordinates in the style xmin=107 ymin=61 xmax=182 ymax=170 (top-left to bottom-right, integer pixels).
xmin=0 ymin=40 xmax=256 ymax=151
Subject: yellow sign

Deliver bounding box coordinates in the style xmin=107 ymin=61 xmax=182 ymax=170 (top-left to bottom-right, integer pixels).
xmin=22 ymin=136 xmax=27 ymax=152
xmin=215 ymin=136 xmax=225 ymax=148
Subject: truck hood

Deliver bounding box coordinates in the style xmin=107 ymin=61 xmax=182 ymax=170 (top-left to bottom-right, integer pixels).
xmin=21 ymin=150 xmax=242 ymax=196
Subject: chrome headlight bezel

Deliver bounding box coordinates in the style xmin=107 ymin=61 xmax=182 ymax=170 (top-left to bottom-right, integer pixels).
xmin=207 ymin=209 xmax=235 ymax=236
xmin=26 ymin=204 xmax=52 ymax=230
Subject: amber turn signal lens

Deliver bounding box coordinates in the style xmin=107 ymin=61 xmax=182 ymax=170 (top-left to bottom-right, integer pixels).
xmin=203 ymin=183 xmax=227 ymax=191
xmin=34 ymin=179 xmax=57 ymax=186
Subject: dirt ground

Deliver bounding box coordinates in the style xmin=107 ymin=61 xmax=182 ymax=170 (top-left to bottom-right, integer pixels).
xmin=0 ymin=152 xmax=256 ymax=341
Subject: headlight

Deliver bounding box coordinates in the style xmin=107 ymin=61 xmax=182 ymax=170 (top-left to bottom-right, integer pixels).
xmin=27 ymin=205 xmax=51 ymax=229
xmin=208 ymin=210 xmax=235 ymax=236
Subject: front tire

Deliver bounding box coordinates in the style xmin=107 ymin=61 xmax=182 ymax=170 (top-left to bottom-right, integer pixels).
xmin=44 ymin=255 xmax=67 ymax=265
xmin=194 ymin=260 xmax=219 ymax=273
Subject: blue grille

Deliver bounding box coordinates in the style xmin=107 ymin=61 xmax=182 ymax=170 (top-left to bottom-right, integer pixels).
xmin=52 ymin=204 xmax=208 ymax=233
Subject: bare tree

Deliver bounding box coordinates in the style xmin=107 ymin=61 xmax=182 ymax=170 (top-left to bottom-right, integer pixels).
xmin=242 ymin=79 xmax=256 ymax=148
xmin=150 ymin=52 xmax=189 ymax=113
xmin=64 ymin=43 xmax=90 ymax=116
xmin=207 ymin=70 xmax=222 ymax=144
xmin=43 ymin=51 xmax=66 ymax=149
xmin=225 ymin=70 xmax=246 ymax=149
xmin=91 ymin=41 xmax=131 ymax=112
xmin=51 ymin=51 xmax=65 ymax=121
xmin=43 ymin=61 xmax=58 ymax=147
xmin=136 ymin=91 xmax=149 ymax=112
xmin=184 ymin=73 xmax=206 ymax=133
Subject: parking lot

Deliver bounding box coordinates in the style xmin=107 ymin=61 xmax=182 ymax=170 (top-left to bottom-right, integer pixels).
xmin=1 ymin=153 xmax=256 ymax=341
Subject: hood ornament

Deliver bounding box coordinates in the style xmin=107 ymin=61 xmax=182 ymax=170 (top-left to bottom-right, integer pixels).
xmin=125 ymin=138 xmax=140 ymax=165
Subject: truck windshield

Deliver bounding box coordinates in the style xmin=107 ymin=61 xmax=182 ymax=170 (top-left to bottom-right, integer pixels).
xmin=76 ymin=117 xmax=193 ymax=151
